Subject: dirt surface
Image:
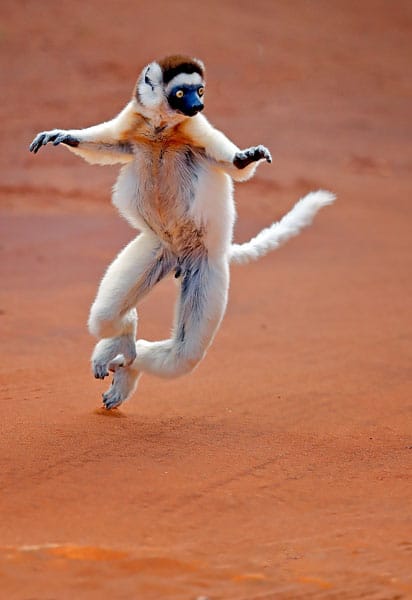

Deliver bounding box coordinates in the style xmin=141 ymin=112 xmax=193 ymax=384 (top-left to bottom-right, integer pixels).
xmin=1 ymin=1 xmax=412 ymax=598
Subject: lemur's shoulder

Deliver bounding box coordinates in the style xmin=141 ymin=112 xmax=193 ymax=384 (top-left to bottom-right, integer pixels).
xmin=114 ymin=100 xmax=151 ymax=142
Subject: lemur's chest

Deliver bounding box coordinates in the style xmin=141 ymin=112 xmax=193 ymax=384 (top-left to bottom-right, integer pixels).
xmin=133 ymin=139 xmax=203 ymax=214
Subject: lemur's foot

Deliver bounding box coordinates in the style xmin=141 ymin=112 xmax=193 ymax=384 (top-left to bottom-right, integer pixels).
xmin=29 ymin=130 xmax=79 ymax=153
xmin=92 ymin=335 xmax=137 ymax=380
xmin=102 ymin=367 xmax=140 ymax=410
xmin=233 ymin=145 xmax=272 ymax=169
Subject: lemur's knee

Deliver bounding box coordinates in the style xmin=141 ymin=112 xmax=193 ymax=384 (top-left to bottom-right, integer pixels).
xmin=88 ymin=304 xmax=137 ymax=339
xmin=88 ymin=306 xmax=119 ymax=338
xmin=88 ymin=312 xmax=114 ymax=338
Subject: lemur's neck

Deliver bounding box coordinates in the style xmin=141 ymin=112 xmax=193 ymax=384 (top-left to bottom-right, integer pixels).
xmin=136 ymin=100 xmax=186 ymax=130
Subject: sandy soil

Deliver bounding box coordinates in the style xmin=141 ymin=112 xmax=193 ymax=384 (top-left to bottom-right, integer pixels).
xmin=1 ymin=1 xmax=412 ymax=598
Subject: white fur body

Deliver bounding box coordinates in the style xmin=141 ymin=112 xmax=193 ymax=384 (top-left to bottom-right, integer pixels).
xmin=30 ymin=75 xmax=334 ymax=408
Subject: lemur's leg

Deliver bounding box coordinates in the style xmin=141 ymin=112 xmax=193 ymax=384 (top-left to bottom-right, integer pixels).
xmin=89 ymin=232 xmax=175 ymax=380
xmin=102 ymin=254 xmax=229 ymax=409
xmin=136 ymin=255 xmax=229 ymax=376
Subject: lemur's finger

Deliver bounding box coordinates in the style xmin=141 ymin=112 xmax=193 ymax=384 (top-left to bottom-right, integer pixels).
xmin=28 ymin=137 xmax=38 ymax=152
xmin=254 ymin=145 xmax=272 ymax=163
xmin=52 ymin=133 xmax=70 ymax=146
xmin=31 ymin=132 xmax=56 ymax=152
xmin=262 ymin=148 xmax=272 ymax=163
xmin=52 ymin=133 xmax=79 ymax=147
xmin=29 ymin=133 xmax=45 ymax=153
xmin=52 ymin=134 xmax=65 ymax=146
xmin=42 ymin=133 xmax=55 ymax=145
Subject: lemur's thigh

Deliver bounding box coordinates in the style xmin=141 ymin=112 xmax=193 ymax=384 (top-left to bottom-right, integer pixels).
xmin=174 ymin=256 xmax=229 ymax=360
xmin=89 ymin=232 xmax=175 ymax=338
xmin=133 ymin=256 xmax=229 ymax=377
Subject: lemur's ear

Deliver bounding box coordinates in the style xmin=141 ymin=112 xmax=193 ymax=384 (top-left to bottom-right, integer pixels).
xmin=135 ymin=62 xmax=163 ymax=108
xmin=144 ymin=68 xmax=154 ymax=91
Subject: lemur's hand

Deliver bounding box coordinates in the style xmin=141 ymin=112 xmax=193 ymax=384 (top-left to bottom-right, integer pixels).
xmin=233 ymin=145 xmax=272 ymax=169
xmin=29 ymin=130 xmax=79 ymax=154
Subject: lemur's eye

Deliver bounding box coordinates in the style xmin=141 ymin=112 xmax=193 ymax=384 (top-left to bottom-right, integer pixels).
xmin=176 ymin=90 xmax=184 ymax=98
xmin=198 ymin=87 xmax=204 ymax=96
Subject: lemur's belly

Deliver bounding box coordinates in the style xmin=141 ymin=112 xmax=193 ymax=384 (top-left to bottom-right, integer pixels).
xmin=112 ymin=142 xmax=234 ymax=258
xmin=113 ymin=145 xmax=204 ymax=251
xmin=137 ymin=146 xmax=201 ymax=248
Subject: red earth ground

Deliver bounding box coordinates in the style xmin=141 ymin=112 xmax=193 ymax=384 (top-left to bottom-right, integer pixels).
xmin=1 ymin=1 xmax=411 ymax=598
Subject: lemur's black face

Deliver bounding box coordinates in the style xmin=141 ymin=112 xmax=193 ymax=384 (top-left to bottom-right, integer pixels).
xmin=167 ymin=84 xmax=205 ymax=117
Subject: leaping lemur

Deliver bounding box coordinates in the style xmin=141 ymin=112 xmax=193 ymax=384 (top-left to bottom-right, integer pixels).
xmin=29 ymin=54 xmax=335 ymax=409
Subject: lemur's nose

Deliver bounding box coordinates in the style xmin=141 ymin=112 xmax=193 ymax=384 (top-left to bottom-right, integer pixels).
xmin=187 ymin=104 xmax=203 ymax=117
xmin=192 ymin=103 xmax=204 ymax=114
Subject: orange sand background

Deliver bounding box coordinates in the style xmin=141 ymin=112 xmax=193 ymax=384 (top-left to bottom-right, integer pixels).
xmin=1 ymin=1 xmax=411 ymax=598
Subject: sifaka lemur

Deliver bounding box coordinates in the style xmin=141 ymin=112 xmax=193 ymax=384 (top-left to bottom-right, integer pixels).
xmin=30 ymin=54 xmax=335 ymax=409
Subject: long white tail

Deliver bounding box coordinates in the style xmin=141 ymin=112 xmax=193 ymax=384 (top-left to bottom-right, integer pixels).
xmin=230 ymin=190 xmax=335 ymax=265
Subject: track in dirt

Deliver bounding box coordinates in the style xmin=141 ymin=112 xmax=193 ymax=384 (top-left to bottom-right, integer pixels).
xmin=1 ymin=1 xmax=412 ymax=598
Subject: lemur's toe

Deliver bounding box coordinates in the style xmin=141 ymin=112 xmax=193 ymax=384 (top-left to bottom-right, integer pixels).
xmin=101 ymin=367 xmax=139 ymax=409
xmin=102 ymin=387 xmax=123 ymax=410
xmin=93 ymin=362 xmax=109 ymax=379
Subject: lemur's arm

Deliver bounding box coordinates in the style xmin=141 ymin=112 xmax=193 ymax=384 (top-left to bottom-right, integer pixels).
xmin=180 ymin=113 xmax=271 ymax=182
xmin=29 ymin=101 xmax=138 ymax=165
